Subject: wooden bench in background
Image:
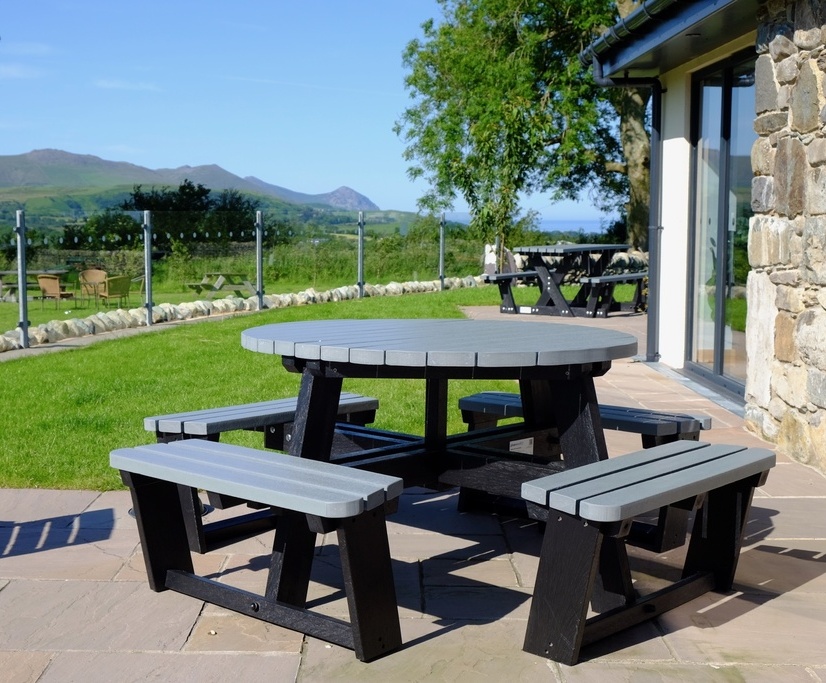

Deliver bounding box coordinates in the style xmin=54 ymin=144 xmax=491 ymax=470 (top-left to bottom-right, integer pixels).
xmin=520 ymin=441 xmax=774 ymax=665
xmin=580 ymin=271 xmax=647 ymax=317
xmin=112 ymin=440 xmax=403 ymax=662
xmin=459 ymin=391 xmax=712 ymax=551
xmin=144 ymin=392 xmax=379 ymax=552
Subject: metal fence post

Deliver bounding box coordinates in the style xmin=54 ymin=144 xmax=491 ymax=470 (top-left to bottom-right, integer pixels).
xmin=255 ymin=210 xmax=264 ymax=309
xmin=439 ymin=212 xmax=446 ymax=290
xmin=357 ymin=211 xmax=364 ymax=298
xmin=142 ymin=211 xmax=153 ymax=326
xmin=15 ymin=210 xmax=29 ymax=348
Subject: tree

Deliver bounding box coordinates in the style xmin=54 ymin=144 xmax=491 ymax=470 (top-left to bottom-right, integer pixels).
xmin=396 ymin=0 xmax=651 ymax=249
xmin=120 ymin=180 xmax=213 ymax=249
xmin=203 ymin=189 xmax=261 ymax=245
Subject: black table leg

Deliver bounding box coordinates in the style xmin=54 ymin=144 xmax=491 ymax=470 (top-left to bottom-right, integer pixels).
xmin=289 ymin=369 xmax=343 ymax=461
xmin=532 ymin=265 xmax=574 ymax=316
xmin=520 ymin=374 xmax=608 ymax=468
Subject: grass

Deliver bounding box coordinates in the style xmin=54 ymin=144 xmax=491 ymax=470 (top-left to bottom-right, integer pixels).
xmin=0 ymin=281 xmax=643 ymax=491
xmin=0 ymin=286 xmax=508 ymax=490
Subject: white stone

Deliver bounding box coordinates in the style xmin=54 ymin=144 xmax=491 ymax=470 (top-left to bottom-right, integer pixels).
xmin=773 ymin=363 xmax=810 ymax=409
xmin=745 ymin=271 xmax=776 ymax=407
xmin=797 ymin=308 xmax=826 ymax=370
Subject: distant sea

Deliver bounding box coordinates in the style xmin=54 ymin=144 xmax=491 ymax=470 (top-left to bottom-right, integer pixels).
xmin=445 ymin=212 xmax=605 ymax=235
xmin=539 ymin=218 xmax=604 ymax=235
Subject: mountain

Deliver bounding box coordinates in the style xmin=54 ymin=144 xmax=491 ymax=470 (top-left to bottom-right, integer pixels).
xmin=0 ymin=149 xmax=380 ymax=211
xmin=242 ymin=176 xmax=379 ymax=211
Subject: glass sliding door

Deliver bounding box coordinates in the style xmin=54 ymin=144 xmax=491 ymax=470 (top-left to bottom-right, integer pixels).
xmin=688 ymin=51 xmax=755 ymax=394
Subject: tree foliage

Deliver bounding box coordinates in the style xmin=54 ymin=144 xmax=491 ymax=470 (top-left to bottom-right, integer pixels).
xmin=396 ymin=0 xmax=649 ymax=248
xmin=116 ymin=180 xmax=261 ymax=250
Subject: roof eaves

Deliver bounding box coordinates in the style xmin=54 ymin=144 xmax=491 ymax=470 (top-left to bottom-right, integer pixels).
xmin=579 ymin=0 xmax=682 ymax=68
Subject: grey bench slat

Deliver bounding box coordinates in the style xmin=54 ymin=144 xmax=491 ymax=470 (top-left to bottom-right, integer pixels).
xmin=522 ymin=441 xmax=775 ymax=522
xmin=111 ymin=440 xmax=403 ymax=519
xmin=580 ymin=271 xmax=647 ymax=284
xmin=459 ymin=391 xmax=710 ymax=436
xmin=145 ymin=392 xmax=378 ymax=436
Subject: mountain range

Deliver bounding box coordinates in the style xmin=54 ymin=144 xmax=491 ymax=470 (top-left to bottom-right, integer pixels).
xmin=0 ymin=149 xmax=380 ymax=211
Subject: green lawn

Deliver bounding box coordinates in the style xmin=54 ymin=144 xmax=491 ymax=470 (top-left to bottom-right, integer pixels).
xmin=0 ymin=281 xmax=642 ymax=491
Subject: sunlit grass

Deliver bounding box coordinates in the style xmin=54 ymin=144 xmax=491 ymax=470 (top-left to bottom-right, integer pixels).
xmin=0 ymin=282 xmax=643 ymax=490
xmin=0 ymin=286 xmax=510 ymax=490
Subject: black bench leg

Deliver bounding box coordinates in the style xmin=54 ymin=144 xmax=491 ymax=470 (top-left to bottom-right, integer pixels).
xmin=496 ymin=280 xmax=518 ymax=313
xmin=524 ymin=511 xmax=602 ymax=665
xmin=122 ymin=471 xmax=194 ymax=591
xmin=266 ymin=510 xmax=317 ymax=606
xmin=178 ymin=484 xmax=208 ymax=553
xmin=337 ymin=506 xmax=402 ymax=661
xmin=633 ymin=278 xmax=647 ymax=311
xmin=593 ymin=536 xmax=635 ymax=612
xmin=682 ymin=476 xmax=761 ymax=590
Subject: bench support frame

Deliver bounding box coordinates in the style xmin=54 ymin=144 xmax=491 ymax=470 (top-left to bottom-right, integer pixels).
xmin=122 ymin=470 xmax=402 ymax=662
xmin=523 ymin=472 xmax=766 ymax=665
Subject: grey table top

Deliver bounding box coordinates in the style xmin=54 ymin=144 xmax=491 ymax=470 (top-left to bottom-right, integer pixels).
xmin=242 ymin=319 xmax=637 ymax=369
xmin=513 ymin=244 xmax=628 ymax=255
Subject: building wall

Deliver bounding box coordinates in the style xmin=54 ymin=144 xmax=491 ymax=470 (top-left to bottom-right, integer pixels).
xmin=745 ymin=0 xmax=826 ymax=472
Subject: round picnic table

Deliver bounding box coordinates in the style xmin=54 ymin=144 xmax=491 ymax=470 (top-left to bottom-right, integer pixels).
xmin=242 ymin=319 xmax=638 ymax=493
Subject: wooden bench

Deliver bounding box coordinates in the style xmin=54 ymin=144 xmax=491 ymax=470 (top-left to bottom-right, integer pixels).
xmin=520 ymin=441 xmax=774 ymax=665
xmin=483 ymin=271 xmax=539 ymax=313
xmin=459 ymin=391 xmax=712 ymax=550
xmin=144 ymin=393 xmax=379 ymax=552
xmin=580 ymin=271 xmax=647 ymax=317
xmin=111 ymin=440 xmax=403 ymax=662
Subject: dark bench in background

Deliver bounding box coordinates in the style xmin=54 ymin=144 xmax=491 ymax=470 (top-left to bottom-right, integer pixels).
xmin=579 ymin=271 xmax=647 ymax=317
xmin=521 ymin=441 xmax=774 ymax=665
xmin=483 ymin=271 xmax=539 ymax=313
xmin=112 ymin=440 xmax=404 ymax=662
xmin=459 ymin=391 xmax=710 ymax=448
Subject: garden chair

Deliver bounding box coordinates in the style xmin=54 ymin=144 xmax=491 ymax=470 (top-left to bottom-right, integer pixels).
xmin=78 ymin=268 xmax=107 ymax=307
xmin=37 ymin=274 xmax=74 ymax=309
xmin=99 ymin=274 xmax=131 ymax=308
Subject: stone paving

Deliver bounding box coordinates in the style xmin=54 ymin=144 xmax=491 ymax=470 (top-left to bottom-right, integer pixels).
xmin=1 ymin=310 xmax=825 ymax=682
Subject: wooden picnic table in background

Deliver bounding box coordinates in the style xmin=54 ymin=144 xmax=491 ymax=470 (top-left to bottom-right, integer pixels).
xmin=0 ymin=270 xmax=67 ymax=302
xmin=186 ymin=272 xmax=255 ymax=300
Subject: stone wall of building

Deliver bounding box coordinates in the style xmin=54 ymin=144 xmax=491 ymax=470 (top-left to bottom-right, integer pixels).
xmin=747 ymin=0 xmax=826 ymax=471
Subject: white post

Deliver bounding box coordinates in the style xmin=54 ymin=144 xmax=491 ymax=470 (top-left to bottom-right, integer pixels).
xmin=357 ymin=211 xmax=365 ymax=298
xmin=255 ymin=210 xmax=264 ymax=309
xmin=15 ymin=210 xmax=29 ymax=348
xmin=142 ymin=211 xmax=153 ymax=326
xmin=439 ymin=213 xmax=446 ymax=290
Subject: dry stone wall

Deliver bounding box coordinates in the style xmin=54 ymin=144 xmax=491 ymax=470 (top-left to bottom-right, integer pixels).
xmin=0 ymin=276 xmax=482 ymax=354
xmin=747 ymin=0 xmax=826 ymax=471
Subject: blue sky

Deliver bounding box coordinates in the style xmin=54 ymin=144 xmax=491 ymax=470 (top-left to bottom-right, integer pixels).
xmin=0 ymin=1 xmax=600 ymax=223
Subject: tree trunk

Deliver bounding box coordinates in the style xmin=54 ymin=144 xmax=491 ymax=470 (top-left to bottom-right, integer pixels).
xmin=613 ymin=0 xmax=651 ymax=251
xmin=614 ymin=86 xmax=651 ymax=250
